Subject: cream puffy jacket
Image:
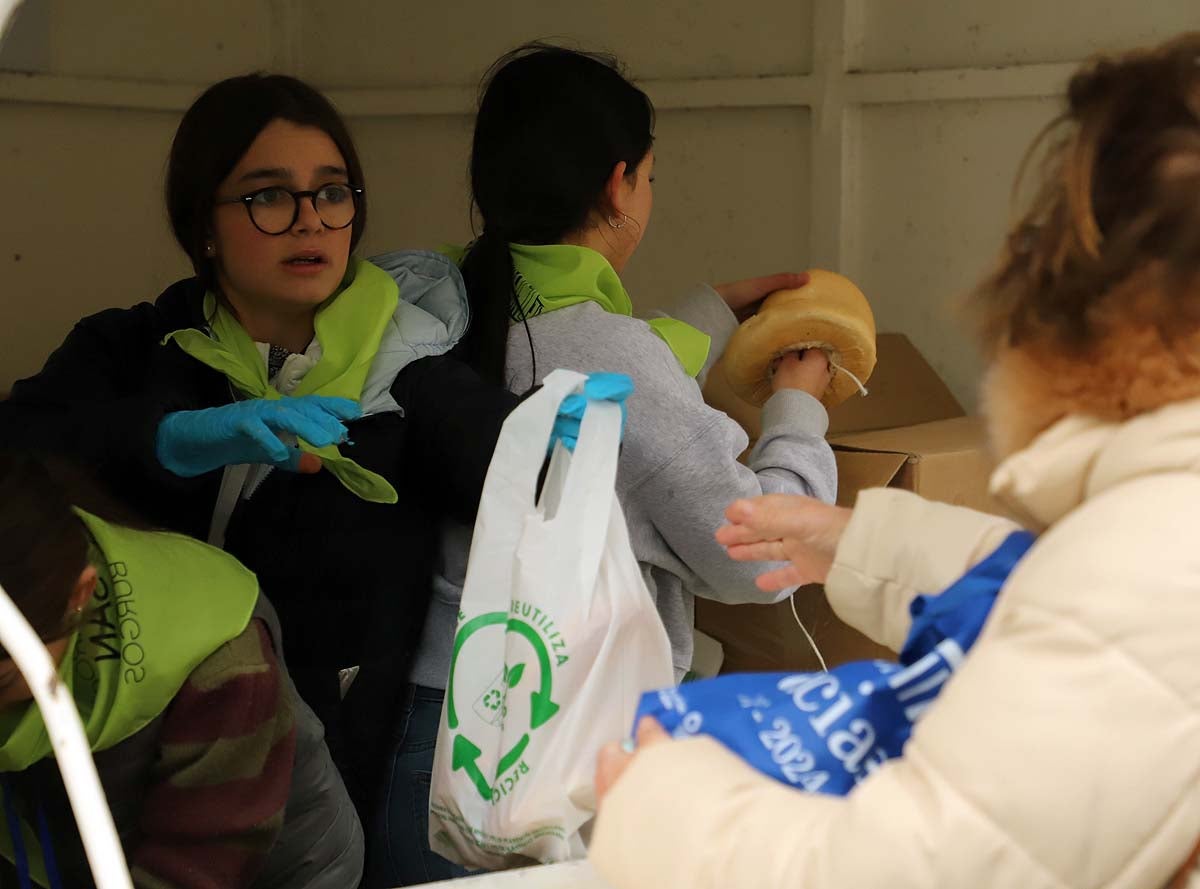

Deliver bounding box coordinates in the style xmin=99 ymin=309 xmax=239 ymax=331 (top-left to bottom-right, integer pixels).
xmin=591 ymin=397 xmax=1200 ymax=889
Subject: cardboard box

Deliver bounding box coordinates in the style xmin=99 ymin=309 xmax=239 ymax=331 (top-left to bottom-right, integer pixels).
xmin=826 ymin=333 xmax=963 ymax=436
xmin=696 ymin=333 xmax=1004 ymax=674
xmin=832 ymin=415 xmax=999 ymax=512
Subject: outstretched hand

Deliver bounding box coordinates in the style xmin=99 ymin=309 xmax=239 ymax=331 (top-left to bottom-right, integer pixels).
xmin=716 ymin=494 xmax=853 ymax=592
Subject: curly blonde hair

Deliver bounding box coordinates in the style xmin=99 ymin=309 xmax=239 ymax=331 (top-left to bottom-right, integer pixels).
xmin=978 ymin=34 xmax=1200 ymax=362
xmin=974 ymin=35 xmax=1200 ymax=455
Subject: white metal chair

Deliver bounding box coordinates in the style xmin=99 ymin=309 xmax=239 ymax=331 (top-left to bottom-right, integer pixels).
xmin=0 ymin=582 xmax=133 ymax=889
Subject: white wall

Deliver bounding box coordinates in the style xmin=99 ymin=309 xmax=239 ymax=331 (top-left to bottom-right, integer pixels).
xmin=2 ymin=0 xmax=1198 ymax=405
xmin=0 ymin=1 xmax=284 ymax=393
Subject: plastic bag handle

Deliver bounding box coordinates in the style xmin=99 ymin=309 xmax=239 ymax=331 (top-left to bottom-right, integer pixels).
xmin=458 ymin=370 xmax=588 ymax=611
xmin=542 ymin=401 xmax=623 ymax=593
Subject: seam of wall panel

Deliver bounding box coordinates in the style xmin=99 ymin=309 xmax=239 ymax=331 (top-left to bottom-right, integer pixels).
xmin=269 ymin=0 xmax=302 ymax=76
xmin=809 ymin=0 xmax=848 ymax=269
xmin=0 ymin=64 xmax=1076 ymax=114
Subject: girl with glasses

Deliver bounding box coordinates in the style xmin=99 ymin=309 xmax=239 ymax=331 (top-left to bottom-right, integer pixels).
xmin=0 ymin=73 xmax=622 ymax=883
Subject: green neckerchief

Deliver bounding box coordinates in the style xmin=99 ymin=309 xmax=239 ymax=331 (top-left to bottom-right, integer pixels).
xmin=164 ymin=259 xmax=399 ymax=504
xmin=0 ymin=509 xmax=258 ymax=886
xmin=444 ymin=242 xmax=711 ymax=378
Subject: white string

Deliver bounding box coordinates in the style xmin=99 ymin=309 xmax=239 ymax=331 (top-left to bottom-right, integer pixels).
xmin=766 ymin=347 xmax=870 ymax=400
xmin=790 ymin=590 xmax=828 ymax=672
xmin=830 ymin=360 xmax=870 ymax=398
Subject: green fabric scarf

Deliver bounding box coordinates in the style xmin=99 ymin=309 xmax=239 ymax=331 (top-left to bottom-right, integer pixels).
xmin=0 ymin=510 xmax=259 ymax=884
xmin=164 ymin=259 xmax=400 ymax=504
xmin=446 ymin=242 xmax=711 ymax=378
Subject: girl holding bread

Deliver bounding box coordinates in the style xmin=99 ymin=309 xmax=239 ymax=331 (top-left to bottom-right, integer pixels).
xmin=369 ymin=43 xmax=840 ymax=887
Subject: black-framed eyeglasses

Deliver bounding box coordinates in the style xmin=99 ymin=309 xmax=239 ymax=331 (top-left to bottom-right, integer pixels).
xmin=217 ymin=183 xmax=364 ymax=235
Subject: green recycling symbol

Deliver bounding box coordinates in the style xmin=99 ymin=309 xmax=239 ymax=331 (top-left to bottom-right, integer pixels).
xmin=446 ymin=611 xmax=561 ymax=801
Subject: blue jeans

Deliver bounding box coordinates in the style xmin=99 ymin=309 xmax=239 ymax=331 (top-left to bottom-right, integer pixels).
xmin=365 ymin=684 xmax=469 ymax=887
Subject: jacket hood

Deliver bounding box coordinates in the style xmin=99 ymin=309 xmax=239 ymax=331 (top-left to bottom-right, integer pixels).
xmin=991 ymin=395 xmax=1200 ymax=529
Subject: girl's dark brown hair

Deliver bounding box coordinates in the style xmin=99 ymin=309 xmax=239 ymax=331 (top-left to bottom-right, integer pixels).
xmin=975 ymin=33 xmax=1200 ymax=361
xmin=166 ymin=73 xmax=368 ymax=293
xmin=0 ymin=453 xmax=90 ymax=657
xmin=459 ymin=43 xmax=655 ymax=387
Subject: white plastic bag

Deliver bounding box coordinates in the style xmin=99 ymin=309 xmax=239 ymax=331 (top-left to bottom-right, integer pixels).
xmin=429 ymin=369 xmax=674 ymax=870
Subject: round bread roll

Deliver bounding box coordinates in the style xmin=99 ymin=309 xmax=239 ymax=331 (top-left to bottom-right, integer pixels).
xmin=719 ymin=269 xmax=876 ymax=409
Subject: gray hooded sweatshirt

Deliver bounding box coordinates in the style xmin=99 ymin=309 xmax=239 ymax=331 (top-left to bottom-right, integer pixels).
xmin=409 ymin=284 xmax=837 ymax=681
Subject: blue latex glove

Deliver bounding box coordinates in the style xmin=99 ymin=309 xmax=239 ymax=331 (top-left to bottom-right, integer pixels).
xmin=550 ymin=373 xmax=634 ymax=452
xmin=156 ymin=395 xmax=363 ymax=477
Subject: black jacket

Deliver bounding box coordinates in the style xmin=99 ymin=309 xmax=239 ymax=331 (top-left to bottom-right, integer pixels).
xmin=0 ymin=275 xmax=519 ymax=808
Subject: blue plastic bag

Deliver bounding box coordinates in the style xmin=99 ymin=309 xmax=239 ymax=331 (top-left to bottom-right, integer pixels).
xmin=634 ymin=531 xmax=1036 ymax=795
